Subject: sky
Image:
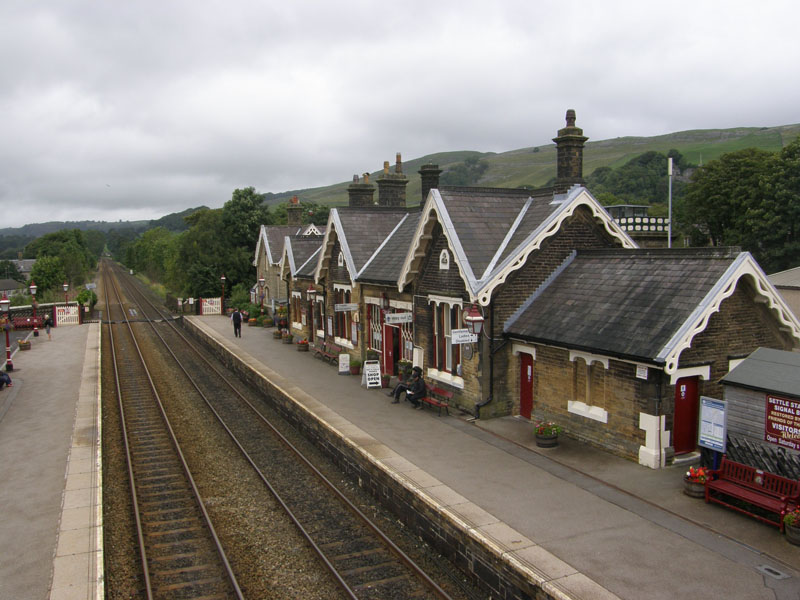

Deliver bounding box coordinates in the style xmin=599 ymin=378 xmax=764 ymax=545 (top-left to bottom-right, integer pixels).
xmin=2 ymin=0 xmax=799 ymax=229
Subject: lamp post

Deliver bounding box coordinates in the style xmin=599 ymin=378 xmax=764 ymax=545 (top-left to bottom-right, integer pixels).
xmin=30 ymin=281 xmax=39 ymax=337
xmin=258 ymin=276 xmax=265 ymax=313
xmin=1 ymin=293 xmax=12 ymax=371
xmin=63 ymin=281 xmax=69 ymax=304
xmin=463 ymin=304 xmax=485 ymax=337
xmin=220 ymin=274 xmax=226 ymax=313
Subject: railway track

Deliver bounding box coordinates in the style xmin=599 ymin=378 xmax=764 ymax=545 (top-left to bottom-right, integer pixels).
xmin=104 ymin=262 xmax=243 ymax=599
xmin=104 ymin=260 xmax=463 ymax=599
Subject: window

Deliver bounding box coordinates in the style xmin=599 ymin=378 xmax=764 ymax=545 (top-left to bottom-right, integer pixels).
xmin=291 ymin=292 xmax=302 ymax=328
xmin=334 ymin=285 xmax=357 ymax=346
xmin=368 ymin=304 xmax=382 ymax=352
xmin=432 ymin=300 xmax=461 ymax=375
xmin=314 ymin=298 xmax=324 ymax=337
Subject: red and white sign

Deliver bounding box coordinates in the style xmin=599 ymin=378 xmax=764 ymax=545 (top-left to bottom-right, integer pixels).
xmin=764 ymin=394 xmax=800 ymax=451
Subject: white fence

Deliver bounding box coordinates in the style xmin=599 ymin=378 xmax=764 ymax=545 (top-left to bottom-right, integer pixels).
xmin=55 ymin=304 xmax=80 ymax=326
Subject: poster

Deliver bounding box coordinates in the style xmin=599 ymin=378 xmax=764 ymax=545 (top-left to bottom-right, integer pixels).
xmin=698 ymin=396 xmax=726 ymax=452
xmin=765 ymin=394 xmax=800 ymax=451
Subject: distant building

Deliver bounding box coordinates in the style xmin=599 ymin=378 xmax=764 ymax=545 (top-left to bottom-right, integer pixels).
xmin=768 ymin=266 xmax=800 ymax=321
xmin=606 ymin=204 xmax=671 ymax=248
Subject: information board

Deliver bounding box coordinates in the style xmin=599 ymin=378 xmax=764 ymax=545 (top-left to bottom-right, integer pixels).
xmin=765 ymin=394 xmax=800 ymax=451
xmin=338 ymin=353 xmax=350 ymax=374
xmin=698 ymin=396 xmax=727 ymax=453
xmin=335 ymin=303 xmax=359 ymax=312
xmin=362 ymin=360 xmax=381 ymax=388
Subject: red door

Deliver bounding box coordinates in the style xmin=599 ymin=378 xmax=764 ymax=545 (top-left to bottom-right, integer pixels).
xmin=520 ymin=353 xmax=533 ymax=419
xmin=382 ymin=324 xmax=394 ymax=376
xmin=673 ymin=376 xmax=699 ymax=454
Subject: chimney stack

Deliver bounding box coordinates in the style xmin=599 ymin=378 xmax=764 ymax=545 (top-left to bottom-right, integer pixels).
xmin=418 ymin=163 xmax=442 ymax=208
xmin=348 ymin=173 xmax=376 ymax=207
xmin=377 ymin=152 xmax=409 ymax=208
xmin=552 ymin=109 xmax=588 ymax=193
xmin=286 ymin=195 xmax=303 ymax=226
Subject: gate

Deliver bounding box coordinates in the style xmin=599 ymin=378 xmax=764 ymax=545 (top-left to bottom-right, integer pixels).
xmin=55 ymin=304 xmax=80 ymax=326
xmin=201 ymin=297 xmax=222 ymax=315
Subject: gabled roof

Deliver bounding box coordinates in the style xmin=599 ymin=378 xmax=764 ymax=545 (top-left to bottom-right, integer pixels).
xmin=253 ymin=224 xmax=325 ymax=267
xmin=505 ymin=248 xmax=800 ymax=374
xmin=279 ymin=236 xmax=325 ymax=281
xmin=721 ymin=347 xmax=800 ymax=398
xmin=315 ymin=207 xmax=408 ymax=285
xmin=358 ymin=212 xmax=422 ymax=284
xmin=397 ymin=185 xmax=635 ymax=302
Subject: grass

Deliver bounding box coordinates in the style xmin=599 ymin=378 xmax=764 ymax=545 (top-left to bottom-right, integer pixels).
xmin=271 ymin=123 xmax=800 ymax=208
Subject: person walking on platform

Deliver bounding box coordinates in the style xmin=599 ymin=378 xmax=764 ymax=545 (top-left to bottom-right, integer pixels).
xmin=231 ymin=308 xmax=243 ymax=338
xmin=43 ymin=313 xmax=53 ymax=340
xmin=389 ymin=366 xmax=425 ymax=409
xmin=0 ymin=371 xmax=11 ymax=389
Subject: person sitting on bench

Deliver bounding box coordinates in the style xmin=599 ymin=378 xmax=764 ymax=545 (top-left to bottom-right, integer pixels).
xmin=0 ymin=371 xmax=12 ymax=389
xmin=389 ymin=366 xmax=425 ymax=409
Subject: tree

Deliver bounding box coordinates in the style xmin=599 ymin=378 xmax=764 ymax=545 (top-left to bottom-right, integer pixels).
xmin=0 ymin=260 xmax=24 ymax=283
xmin=441 ymin=155 xmax=489 ymax=186
xmin=222 ymin=187 xmax=271 ymax=249
xmin=684 ymin=148 xmax=773 ymax=247
xmin=29 ymin=255 xmax=66 ymax=292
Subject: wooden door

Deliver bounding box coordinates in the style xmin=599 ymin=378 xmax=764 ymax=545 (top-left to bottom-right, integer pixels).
xmin=673 ymin=376 xmax=699 ymax=454
xmin=520 ymin=353 xmax=533 ymax=419
xmin=382 ymin=324 xmax=394 ymax=376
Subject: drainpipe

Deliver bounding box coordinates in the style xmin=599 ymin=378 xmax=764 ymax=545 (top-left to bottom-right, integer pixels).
xmin=474 ymin=298 xmax=495 ymax=419
xmin=656 ymin=369 xmax=663 ymax=469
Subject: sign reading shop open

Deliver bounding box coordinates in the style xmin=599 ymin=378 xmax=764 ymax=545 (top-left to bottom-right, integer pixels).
xmin=764 ymin=394 xmax=800 ymax=451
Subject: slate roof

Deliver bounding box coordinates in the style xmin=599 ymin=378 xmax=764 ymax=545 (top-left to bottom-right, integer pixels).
xmin=400 ymin=185 xmax=635 ymax=301
xmin=256 ymin=224 xmax=325 ymax=266
xmin=358 ymin=212 xmax=422 ymax=284
xmin=505 ymin=247 xmax=742 ymax=364
xmin=284 ymin=236 xmax=324 ymax=279
xmin=324 ymin=207 xmax=408 ymax=281
xmin=721 ymin=347 xmax=800 ymax=398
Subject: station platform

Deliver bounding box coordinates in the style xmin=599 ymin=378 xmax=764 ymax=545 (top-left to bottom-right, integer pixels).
xmin=188 ymin=315 xmax=800 ymax=600
xmin=0 ymin=323 xmax=102 ymax=600
xmin=2 ymin=313 xmax=797 ymax=599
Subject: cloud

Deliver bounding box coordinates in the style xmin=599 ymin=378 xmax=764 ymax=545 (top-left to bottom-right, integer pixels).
xmin=1 ymin=0 xmax=799 ymax=228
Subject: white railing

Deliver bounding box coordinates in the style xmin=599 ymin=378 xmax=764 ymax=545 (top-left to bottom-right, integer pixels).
xmin=615 ymin=216 xmax=669 ymax=232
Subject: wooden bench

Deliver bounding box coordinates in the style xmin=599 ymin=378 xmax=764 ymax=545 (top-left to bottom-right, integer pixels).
xmin=705 ymin=456 xmax=800 ymax=531
xmin=312 ymin=342 xmax=343 ymax=365
xmin=421 ymin=383 xmax=453 ymax=416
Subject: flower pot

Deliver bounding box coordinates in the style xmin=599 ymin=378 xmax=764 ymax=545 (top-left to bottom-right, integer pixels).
xmin=273 ymin=330 xmax=283 ymax=339
xmin=349 ymin=366 xmax=361 ymax=375
xmin=18 ymin=340 xmax=31 ymax=351
xmin=248 ymin=318 xmax=257 ymax=326
xmin=282 ymin=336 xmax=294 ymax=344
xmin=683 ymin=477 xmax=706 ymax=498
xmin=381 ymin=377 xmax=390 ymax=388
xmin=535 ymin=433 xmax=558 ymax=448
xmin=786 ymin=523 xmax=800 ymax=545
xmin=297 ymin=344 xmax=309 ymax=352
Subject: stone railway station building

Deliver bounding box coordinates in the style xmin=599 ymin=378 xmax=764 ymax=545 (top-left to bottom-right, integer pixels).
xmin=253 ymin=111 xmax=800 ymax=468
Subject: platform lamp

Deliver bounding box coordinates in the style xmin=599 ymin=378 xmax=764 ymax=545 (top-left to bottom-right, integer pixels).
xmin=1 ymin=293 xmax=12 ymax=371
xmin=258 ymin=276 xmax=265 ymax=313
xmin=463 ymin=304 xmax=485 ymax=337
xmin=30 ymin=280 xmax=39 ymax=337
xmin=220 ymin=274 xmax=226 ymax=313
xmin=63 ymin=281 xmax=69 ymax=304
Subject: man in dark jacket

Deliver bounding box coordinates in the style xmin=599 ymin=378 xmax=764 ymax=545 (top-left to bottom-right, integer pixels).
xmin=390 ymin=366 xmax=426 ymax=409
xmin=231 ymin=308 xmax=242 ymax=338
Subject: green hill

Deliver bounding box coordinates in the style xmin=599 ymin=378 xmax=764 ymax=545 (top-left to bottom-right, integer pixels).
xmin=268 ymin=123 xmax=800 ymax=209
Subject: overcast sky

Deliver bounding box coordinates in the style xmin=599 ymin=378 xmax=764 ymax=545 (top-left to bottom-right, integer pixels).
xmin=2 ymin=1 xmax=798 ymax=229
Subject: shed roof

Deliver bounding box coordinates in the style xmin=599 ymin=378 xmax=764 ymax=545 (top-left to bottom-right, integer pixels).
xmin=721 ymin=347 xmax=800 ymax=398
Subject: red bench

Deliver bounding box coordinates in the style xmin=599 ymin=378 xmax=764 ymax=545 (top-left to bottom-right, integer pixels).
xmin=312 ymin=342 xmax=343 ymax=365
xmin=705 ymin=456 xmax=800 ymax=531
xmin=421 ymin=384 xmax=453 ymax=416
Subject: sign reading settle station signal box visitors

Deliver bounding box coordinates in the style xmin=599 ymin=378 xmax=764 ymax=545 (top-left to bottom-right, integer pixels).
xmin=764 ymin=394 xmax=800 ymax=451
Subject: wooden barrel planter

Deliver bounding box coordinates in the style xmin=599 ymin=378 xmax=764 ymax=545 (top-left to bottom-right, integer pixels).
xmin=535 ymin=433 xmax=558 ymax=448
xmin=682 ymin=477 xmax=706 ymax=498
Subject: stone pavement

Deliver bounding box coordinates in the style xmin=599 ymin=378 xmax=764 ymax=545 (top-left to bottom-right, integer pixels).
xmin=190 ymin=315 xmax=800 ymax=600
xmin=0 ymin=323 xmax=102 ymax=600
